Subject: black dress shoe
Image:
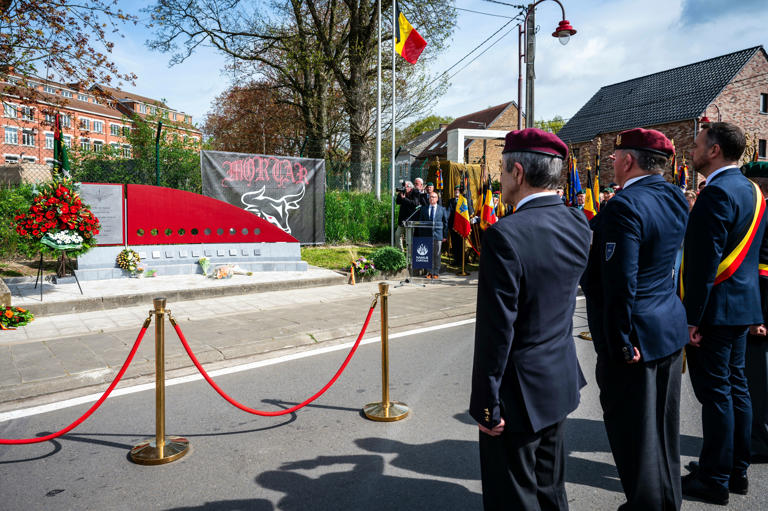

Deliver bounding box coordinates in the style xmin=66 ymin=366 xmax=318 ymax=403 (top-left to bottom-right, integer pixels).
xmin=687 ymin=461 xmax=748 ymax=495
xmin=681 ymin=474 xmax=729 ymax=506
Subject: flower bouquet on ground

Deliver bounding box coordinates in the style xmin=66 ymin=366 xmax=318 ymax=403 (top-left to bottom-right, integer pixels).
xmin=1 ymin=306 xmax=34 ymax=330
xmin=352 ymin=257 xmax=378 ymax=278
xmin=198 ymin=257 xmax=210 ymax=276
xmin=116 ymin=248 xmax=141 ymax=276
xmin=40 ymin=230 xmax=84 ymax=251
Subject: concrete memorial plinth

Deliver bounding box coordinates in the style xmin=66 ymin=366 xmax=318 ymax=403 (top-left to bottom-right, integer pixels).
xmin=76 ymin=242 xmax=306 ymax=281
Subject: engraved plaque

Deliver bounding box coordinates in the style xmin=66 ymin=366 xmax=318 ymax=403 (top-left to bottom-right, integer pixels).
xmin=79 ymin=183 xmax=124 ymax=245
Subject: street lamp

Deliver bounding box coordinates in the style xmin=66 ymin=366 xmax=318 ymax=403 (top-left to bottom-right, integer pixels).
xmin=518 ymin=1 xmax=577 ymax=129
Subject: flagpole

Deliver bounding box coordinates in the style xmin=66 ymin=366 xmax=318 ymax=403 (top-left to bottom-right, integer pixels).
xmin=375 ymin=0 xmax=382 ymax=201
xmin=390 ymin=1 xmax=396 ymax=247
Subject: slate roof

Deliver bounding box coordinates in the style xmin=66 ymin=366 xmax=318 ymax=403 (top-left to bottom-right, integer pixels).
xmin=557 ymin=46 xmax=765 ymax=144
xmin=400 ymin=128 xmax=442 ymax=158
xmin=417 ymin=101 xmax=517 ymax=159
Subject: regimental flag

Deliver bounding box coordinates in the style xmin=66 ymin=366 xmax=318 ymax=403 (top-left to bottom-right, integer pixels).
xmin=53 ymin=113 xmax=70 ymax=176
xmin=480 ymin=178 xmax=497 ymax=230
xmin=672 ymin=139 xmax=678 ymax=185
xmin=679 ymin=158 xmax=687 ymax=188
xmin=584 ymin=165 xmax=597 ymax=220
xmin=395 ymin=3 xmax=427 ymax=64
xmin=568 ymin=156 xmax=582 ymax=206
xmin=593 ymin=149 xmax=601 ymax=212
xmin=453 ymin=194 xmax=471 ymax=238
xmin=463 ymin=171 xmax=474 ymax=216
xmin=435 ymin=166 xmax=443 ymax=190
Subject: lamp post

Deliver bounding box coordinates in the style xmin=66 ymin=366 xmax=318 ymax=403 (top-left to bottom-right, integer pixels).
xmin=517 ymin=1 xmax=576 ymax=129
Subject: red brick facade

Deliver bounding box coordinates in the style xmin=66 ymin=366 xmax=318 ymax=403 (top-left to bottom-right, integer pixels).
xmin=1 ymin=75 xmax=201 ymax=166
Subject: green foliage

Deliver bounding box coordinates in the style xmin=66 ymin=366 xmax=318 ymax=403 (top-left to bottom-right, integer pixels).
xmin=71 ymin=117 xmax=201 ymax=193
xmin=535 ymin=115 xmax=566 ymax=134
xmin=325 ymin=191 xmax=393 ymax=244
xmin=300 ymin=245 xmax=378 ymax=270
xmin=0 ymin=184 xmax=38 ymax=258
xmin=370 ymin=246 xmax=407 ymax=272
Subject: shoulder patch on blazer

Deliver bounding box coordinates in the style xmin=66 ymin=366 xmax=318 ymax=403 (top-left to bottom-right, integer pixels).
xmin=605 ymin=242 xmax=616 ymax=261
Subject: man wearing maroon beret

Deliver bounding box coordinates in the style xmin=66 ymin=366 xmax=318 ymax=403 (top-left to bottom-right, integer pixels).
xmin=679 ymin=122 xmax=766 ymax=504
xmin=470 ymin=128 xmax=590 ymax=510
xmin=581 ymin=127 xmax=689 ymax=509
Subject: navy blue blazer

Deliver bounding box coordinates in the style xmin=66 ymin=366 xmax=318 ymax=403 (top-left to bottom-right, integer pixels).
xmin=470 ymin=194 xmax=590 ymax=433
xmin=418 ymin=204 xmax=449 ymax=240
xmin=581 ymin=174 xmax=689 ymax=362
xmin=681 ymin=167 xmax=766 ymax=326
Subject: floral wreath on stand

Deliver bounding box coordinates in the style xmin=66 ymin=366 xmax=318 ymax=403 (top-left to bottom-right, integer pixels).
xmin=14 ymin=180 xmax=101 ymax=257
xmin=116 ymin=248 xmax=142 ymax=276
xmin=352 ymin=257 xmax=378 ymax=277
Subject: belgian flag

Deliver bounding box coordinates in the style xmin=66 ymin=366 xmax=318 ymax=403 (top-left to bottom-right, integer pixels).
xmin=584 ymin=167 xmax=597 ymax=220
xmin=395 ymin=3 xmax=427 ymax=64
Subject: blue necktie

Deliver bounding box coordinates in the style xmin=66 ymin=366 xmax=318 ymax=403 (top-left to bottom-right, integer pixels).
xmin=430 ymin=206 xmax=434 ymax=221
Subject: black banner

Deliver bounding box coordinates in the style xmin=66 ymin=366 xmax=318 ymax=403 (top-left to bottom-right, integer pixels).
xmin=201 ymin=150 xmax=325 ymax=244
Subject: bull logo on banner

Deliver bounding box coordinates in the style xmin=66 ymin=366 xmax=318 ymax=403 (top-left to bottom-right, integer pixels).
xmin=241 ymin=185 xmax=305 ymax=235
xmin=200 ymin=150 xmax=325 ymax=244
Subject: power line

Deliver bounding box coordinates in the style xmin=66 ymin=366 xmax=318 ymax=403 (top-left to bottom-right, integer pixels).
xmin=478 ymin=0 xmax=527 ymax=8
xmin=454 ymin=6 xmax=517 ymax=19
xmin=446 ymin=24 xmax=519 ymax=81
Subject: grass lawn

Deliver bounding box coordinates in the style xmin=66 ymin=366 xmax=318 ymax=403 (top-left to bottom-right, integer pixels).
xmin=301 ymin=245 xmax=383 ymax=271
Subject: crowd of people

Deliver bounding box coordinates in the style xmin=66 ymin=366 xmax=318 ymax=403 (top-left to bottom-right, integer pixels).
xmin=468 ymin=124 xmax=768 ymax=510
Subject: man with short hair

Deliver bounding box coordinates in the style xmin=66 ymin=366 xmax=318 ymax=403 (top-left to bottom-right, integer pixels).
xmin=424 ymin=182 xmax=442 ymax=206
xmin=575 ymin=190 xmax=586 ymax=210
xmin=582 ymin=128 xmax=689 ymax=509
xmin=471 ymin=128 xmax=590 ymax=510
xmin=395 ymin=180 xmax=418 ymax=251
xmin=417 ymin=191 xmax=448 ymax=279
xmin=680 ymin=122 xmax=766 ymax=505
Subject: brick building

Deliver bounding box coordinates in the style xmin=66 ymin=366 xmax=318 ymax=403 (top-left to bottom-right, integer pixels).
xmin=416 ymin=101 xmax=522 ymax=180
xmin=557 ymin=46 xmax=768 ymax=189
xmin=1 ymin=74 xmax=201 ymax=167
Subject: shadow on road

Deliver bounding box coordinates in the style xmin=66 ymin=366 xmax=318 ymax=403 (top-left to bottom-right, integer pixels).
xmin=256 ymin=454 xmax=481 ymax=510
xmin=166 ymin=500 xmax=273 ymax=510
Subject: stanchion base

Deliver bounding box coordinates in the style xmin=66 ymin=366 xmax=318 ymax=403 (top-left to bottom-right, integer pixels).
xmin=130 ymin=436 xmax=190 ymax=465
xmin=456 ymin=272 xmax=469 ymax=276
xmin=363 ymin=401 xmax=410 ymax=422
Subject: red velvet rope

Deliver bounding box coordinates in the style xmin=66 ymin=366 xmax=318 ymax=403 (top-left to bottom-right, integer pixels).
xmin=172 ymin=303 xmax=377 ymax=416
xmin=0 ymin=324 xmax=149 ymax=445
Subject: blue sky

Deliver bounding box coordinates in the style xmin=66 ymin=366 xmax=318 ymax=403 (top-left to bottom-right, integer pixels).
xmin=109 ymin=1 xmax=768 ymax=129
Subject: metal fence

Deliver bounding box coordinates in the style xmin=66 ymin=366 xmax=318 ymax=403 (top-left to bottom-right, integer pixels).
xmin=325 ymin=160 xmax=429 ymax=194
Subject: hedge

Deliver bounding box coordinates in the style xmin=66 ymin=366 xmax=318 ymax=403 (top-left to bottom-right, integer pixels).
xmin=0 ymin=184 xmax=38 ymax=259
xmin=325 ymin=191 xmax=395 ymax=244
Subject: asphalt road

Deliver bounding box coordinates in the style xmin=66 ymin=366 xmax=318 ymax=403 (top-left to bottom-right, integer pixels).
xmin=0 ymin=301 xmax=765 ymax=510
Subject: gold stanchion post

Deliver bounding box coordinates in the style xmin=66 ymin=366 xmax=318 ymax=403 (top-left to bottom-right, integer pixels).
xmin=130 ymin=297 xmax=190 ymax=465
xmin=363 ymin=283 xmax=410 ymax=421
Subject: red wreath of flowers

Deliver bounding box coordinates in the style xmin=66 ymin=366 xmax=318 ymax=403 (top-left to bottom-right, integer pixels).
xmin=14 ymin=180 xmax=101 ymax=253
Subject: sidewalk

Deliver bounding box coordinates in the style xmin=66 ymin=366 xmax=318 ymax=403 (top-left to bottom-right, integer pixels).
xmin=0 ymin=270 xmax=479 ymax=411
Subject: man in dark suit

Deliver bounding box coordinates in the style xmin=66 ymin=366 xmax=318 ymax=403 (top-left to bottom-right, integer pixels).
xmin=470 ymin=128 xmax=590 ymax=510
xmin=680 ymin=123 xmax=766 ymax=505
xmin=395 ymin=181 xmax=419 ymax=251
xmin=581 ymin=128 xmax=689 ymax=510
xmin=417 ymin=191 xmax=448 ymax=279
xmin=742 ymin=161 xmax=768 ymax=463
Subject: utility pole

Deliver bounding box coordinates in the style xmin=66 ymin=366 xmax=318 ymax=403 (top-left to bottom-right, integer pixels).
xmin=525 ymin=4 xmax=536 ymax=128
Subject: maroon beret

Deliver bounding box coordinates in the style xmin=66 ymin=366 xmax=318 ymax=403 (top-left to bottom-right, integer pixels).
xmin=614 ymin=128 xmax=674 ymax=157
xmin=502 ymin=128 xmax=568 ymax=160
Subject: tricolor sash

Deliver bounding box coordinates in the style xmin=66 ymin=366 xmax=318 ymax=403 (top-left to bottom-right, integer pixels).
xmin=679 ymin=182 xmax=765 ymax=300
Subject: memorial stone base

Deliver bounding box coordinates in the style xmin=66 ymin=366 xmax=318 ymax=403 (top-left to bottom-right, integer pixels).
xmin=76 ymin=242 xmax=307 ymax=281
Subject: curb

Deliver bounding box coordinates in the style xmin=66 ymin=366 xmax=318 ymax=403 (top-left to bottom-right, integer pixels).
xmin=11 ymin=274 xmax=347 ymax=316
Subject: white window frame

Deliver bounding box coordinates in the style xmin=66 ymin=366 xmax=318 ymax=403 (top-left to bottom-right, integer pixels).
xmin=43 ymin=85 xmax=57 ymax=94
xmin=80 ymin=138 xmax=90 ymax=151
xmin=122 ymin=144 xmax=131 ymax=158
xmin=3 ymin=103 xmax=17 ymax=118
xmin=21 ymin=156 xmax=36 ymax=163
xmin=110 ymin=123 xmax=121 ymax=136
xmin=4 ymin=126 xmax=18 ymax=144
xmin=45 ymin=158 xmax=55 ymax=167
xmin=20 ymin=106 xmax=34 ymax=121
xmin=61 ymin=90 xmax=73 ymax=98
xmin=92 ymin=120 xmax=104 ymax=134
xmin=21 ymin=129 xmax=35 ymax=147
xmin=63 ymin=135 xmax=72 ymax=148
xmin=4 ymin=154 xmax=19 ymax=164
xmin=77 ymin=93 xmax=89 ymax=102
xmin=93 ymin=140 xmax=104 ymax=152
xmin=45 ymin=132 xmax=54 ymax=149
xmin=79 ymin=117 xmax=91 ymax=131
xmin=139 ymin=104 xmax=147 ymax=114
